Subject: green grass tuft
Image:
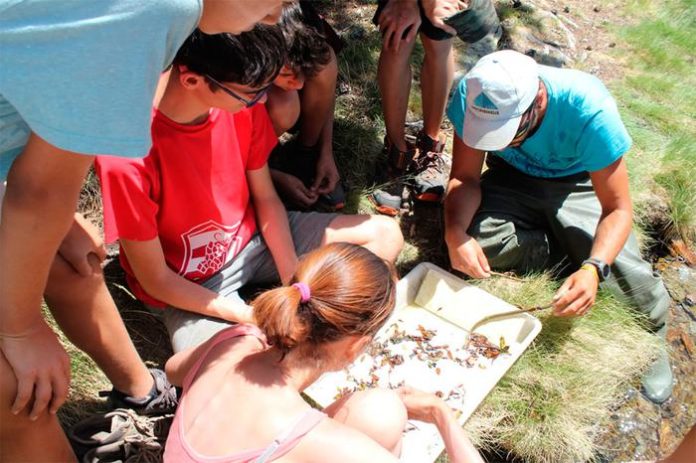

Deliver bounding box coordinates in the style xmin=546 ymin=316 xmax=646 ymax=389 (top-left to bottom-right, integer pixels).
xmin=613 ymin=0 xmax=696 ymax=248
xmin=463 ymin=276 xmax=661 ymax=463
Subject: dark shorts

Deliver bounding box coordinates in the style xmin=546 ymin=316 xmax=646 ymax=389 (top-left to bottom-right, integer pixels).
xmin=373 ymin=0 xmax=454 ymax=42
xmin=300 ymin=0 xmax=346 ymax=54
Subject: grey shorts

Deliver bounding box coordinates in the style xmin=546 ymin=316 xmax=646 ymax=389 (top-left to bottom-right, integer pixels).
xmin=155 ymin=211 xmax=336 ymax=352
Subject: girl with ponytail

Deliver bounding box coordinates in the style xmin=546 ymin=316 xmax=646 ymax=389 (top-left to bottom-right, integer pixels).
xmin=164 ymin=243 xmax=484 ymax=463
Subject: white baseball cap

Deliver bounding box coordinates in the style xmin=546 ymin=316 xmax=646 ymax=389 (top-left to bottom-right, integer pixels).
xmin=462 ymin=50 xmax=539 ymax=151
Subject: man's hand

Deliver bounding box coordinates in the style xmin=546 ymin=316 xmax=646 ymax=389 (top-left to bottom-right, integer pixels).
xmin=552 ymin=268 xmax=599 ymax=317
xmin=447 ymin=232 xmax=491 ymax=278
xmin=0 ymin=320 xmax=71 ymax=420
xmin=312 ymin=153 xmax=340 ymax=195
xmin=421 ymin=0 xmax=468 ymax=35
xmin=272 ymin=171 xmax=319 ymax=209
xmin=378 ymin=0 xmax=421 ymax=52
xmin=58 ymin=213 xmax=107 ymax=277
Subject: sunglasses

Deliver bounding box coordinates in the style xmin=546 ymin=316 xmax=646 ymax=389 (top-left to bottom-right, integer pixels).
xmin=205 ymin=74 xmax=271 ymax=108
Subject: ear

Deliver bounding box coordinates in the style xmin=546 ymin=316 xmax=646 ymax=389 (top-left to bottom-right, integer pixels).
xmin=345 ymin=335 xmax=372 ymax=363
xmin=177 ymin=65 xmax=206 ymax=90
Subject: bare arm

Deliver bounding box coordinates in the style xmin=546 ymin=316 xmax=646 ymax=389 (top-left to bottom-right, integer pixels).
xmin=444 ymin=135 xmax=490 ymax=278
xmin=399 ymin=387 xmax=484 ymax=463
xmin=553 ymin=157 xmax=633 ymax=316
xmin=0 ymin=133 xmax=92 ymax=418
xmin=120 ymin=238 xmax=253 ymax=323
xmin=247 ymin=165 xmax=297 ymax=285
xmin=307 ymin=50 xmax=340 ymax=195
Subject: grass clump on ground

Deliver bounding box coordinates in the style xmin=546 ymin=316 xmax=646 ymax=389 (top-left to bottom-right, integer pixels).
xmin=463 ymin=276 xmax=661 ymax=463
xmin=613 ymin=0 xmax=696 ymax=248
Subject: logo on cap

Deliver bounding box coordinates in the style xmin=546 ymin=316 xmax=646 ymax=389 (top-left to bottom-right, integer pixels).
xmin=472 ymin=92 xmax=499 ymax=115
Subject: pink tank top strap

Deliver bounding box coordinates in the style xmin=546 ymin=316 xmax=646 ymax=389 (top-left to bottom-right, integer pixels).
xmin=182 ymin=323 xmax=266 ymax=390
xmin=252 ymin=408 xmax=326 ymax=463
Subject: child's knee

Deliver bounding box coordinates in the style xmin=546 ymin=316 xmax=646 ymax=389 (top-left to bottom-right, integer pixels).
xmin=45 ymin=254 xmax=105 ymax=299
xmin=335 ymin=389 xmax=407 ymax=452
xmin=371 ymin=216 xmax=404 ymax=253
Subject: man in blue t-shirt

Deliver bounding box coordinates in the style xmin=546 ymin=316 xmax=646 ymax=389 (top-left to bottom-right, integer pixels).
xmin=444 ymin=50 xmax=672 ymax=403
xmin=0 ymin=1 xmax=287 ymax=460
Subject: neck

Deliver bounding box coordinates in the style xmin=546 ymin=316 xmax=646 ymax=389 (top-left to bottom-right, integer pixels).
xmin=279 ymin=351 xmax=325 ymax=391
xmin=529 ymin=81 xmax=549 ymax=134
xmin=156 ymin=71 xmax=212 ymax=125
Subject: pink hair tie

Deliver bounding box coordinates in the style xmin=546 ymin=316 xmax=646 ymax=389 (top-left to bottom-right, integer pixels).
xmin=292 ymin=282 xmax=311 ymax=303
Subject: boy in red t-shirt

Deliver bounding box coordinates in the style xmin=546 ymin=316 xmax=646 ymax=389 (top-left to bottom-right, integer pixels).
xmin=97 ymin=26 xmax=404 ymax=353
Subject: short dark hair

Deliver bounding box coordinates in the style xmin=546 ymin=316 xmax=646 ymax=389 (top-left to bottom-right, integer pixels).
xmin=279 ymin=4 xmax=332 ymax=79
xmin=173 ymin=25 xmax=287 ymax=88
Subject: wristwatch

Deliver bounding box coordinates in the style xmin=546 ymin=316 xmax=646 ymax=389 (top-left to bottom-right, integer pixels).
xmin=582 ymin=258 xmax=611 ymax=282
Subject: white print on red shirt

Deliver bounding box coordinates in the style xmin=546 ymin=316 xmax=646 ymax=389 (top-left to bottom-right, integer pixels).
xmin=178 ymin=220 xmax=243 ymax=280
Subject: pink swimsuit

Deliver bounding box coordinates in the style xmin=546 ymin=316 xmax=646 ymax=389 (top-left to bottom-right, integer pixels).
xmin=164 ymin=325 xmax=326 ymax=463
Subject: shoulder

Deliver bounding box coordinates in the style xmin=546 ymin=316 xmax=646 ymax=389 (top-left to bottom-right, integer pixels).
xmin=542 ymin=66 xmax=615 ymax=115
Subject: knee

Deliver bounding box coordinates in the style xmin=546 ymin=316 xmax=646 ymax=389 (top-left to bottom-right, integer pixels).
xmin=421 ymin=36 xmax=452 ymax=62
xmin=44 ymin=254 xmax=105 ymax=301
xmin=336 ymin=389 xmax=407 ymax=453
xmin=266 ymin=88 xmax=300 ymax=136
xmin=369 ymin=216 xmax=404 ymax=261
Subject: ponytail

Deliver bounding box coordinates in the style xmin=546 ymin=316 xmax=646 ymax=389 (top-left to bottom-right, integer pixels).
xmin=252 ymin=243 xmax=397 ymax=359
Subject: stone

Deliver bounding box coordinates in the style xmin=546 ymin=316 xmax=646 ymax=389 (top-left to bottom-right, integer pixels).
xmin=501 ymin=6 xmax=577 ymax=68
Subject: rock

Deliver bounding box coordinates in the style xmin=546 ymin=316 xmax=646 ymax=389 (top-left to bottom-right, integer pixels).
xmin=501 ymin=5 xmax=577 ymax=68
xmin=563 ymin=6 xmax=570 ymax=13
xmin=680 ymin=331 xmax=694 ymax=358
xmin=593 ymin=6 xmax=602 ymax=12
xmin=659 ymin=419 xmax=677 ymax=455
xmin=609 ymin=42 xmax=617 ymax=48
xmin=452 ymin=24 xmax=503 ymax=84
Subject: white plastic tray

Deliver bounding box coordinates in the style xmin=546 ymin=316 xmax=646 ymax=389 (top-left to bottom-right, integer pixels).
xmin=305 ymin=263 xmax=542 ymax=462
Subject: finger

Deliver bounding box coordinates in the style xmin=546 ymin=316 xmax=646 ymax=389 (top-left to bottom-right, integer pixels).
xmin=11 ymin=374 xmax=35 ymax=414
xmin=476 ymin=247 xmax=491 ymax=277
xmin=311 ymin=174 xmax=325 ymax=192
xmin=29 ymin=375 xmax=52 ymax=420
xmin=49 ymin=373 xmax=70 ymax=414
xmin=94 ymin=243 xmax=107 ymax=262
xmin=557 ymin=295 xmax=589 ymax=318
xmin=404 ymin=22 xmax=419 ymax=43
xmin=553 ymin=286 xmax=579 ymax=314
xmin=553 ymin=278 xmax=574 ymax=303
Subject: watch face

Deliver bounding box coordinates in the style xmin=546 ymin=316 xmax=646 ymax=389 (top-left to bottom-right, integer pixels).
xmin=599 ymin=263 xmax=610 ymax=278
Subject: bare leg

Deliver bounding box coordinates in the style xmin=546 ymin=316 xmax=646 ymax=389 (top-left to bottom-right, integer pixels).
xmin=321 ymin=214 xmax=404 ymax=262
xmin=419 ymin=35 xmax=454 ymax=141
xmin=44 ymin=253 xmax=153 ymax=398
xmin=0 ymin=351 xmax=76 ymax=462
xmin=265 ymin=86 xmax=301 ymax=137
xmin=298 ymin=49 xmax=338 ymax=149
xmin=324 ymin=389 xmax=407 ymax=456
xmin=378 ymin=37 xmax=417 ymax=151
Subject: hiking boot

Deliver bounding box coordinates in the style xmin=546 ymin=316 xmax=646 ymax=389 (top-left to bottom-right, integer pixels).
xmin=70 ymin=408 xmax=168 ymax=463
xmin=318 ymin=182 xmax=346 ymax=211
xmin=100 ymin=369 xmax=178 ymax=415
xmin=409 ymin=131 xmax=451 ymax=203
xmin=370 ymin=137 xmax=416 ymax=216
